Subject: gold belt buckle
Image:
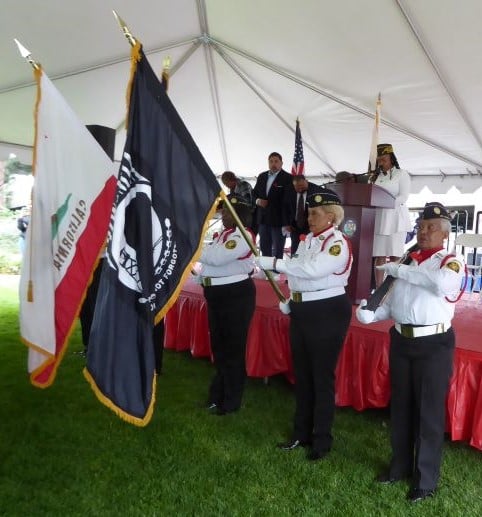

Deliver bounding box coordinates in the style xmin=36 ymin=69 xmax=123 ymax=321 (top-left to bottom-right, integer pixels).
xmin=292 ymin=292 xmax=302 ymax=303
xmin=400 ymin=325 xmax=414 ymax=338
xmin=203 ymin=277 xmax=211 ymax=287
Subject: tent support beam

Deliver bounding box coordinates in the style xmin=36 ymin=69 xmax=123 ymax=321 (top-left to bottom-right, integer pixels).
xmin=395 ymin=0 xmax=482 ymax=153
xmin=0 ymin=37 xmax=199 ymax=95
xmin=211 ymin=42 xmax=335 ymax=175
xmin=211 ymin=36 xmax=482 ymax=170
xmin=196 ymin=0 xmax=229 ymax=170
xmin=114 ymin=41 xmax=203 ymax=132
xmin=202 ymin=43 xmax=229 ymax=170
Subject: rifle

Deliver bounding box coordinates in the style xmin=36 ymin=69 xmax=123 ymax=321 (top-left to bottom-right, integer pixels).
xmin=363 ymin=242 xmax=419 ymax=311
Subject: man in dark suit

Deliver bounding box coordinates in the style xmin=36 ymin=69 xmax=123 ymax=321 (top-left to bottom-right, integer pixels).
xmin=253 ymin=152 xmax=292 ymax=258
xmin=282 ymin=175 xmax=319 ymax=255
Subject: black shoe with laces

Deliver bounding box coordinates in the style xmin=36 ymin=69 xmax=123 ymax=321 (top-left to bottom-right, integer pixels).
xmin=407 ymin=488 xmax=435 ymax=503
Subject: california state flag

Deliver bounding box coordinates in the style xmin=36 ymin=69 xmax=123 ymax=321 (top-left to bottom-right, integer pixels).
xmin=19 ymin=67 xmax=117 ymax=387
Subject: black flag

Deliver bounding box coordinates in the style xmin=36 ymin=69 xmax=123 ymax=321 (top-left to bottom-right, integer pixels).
xmin=84 ymin=44 xmax=221 ymax=425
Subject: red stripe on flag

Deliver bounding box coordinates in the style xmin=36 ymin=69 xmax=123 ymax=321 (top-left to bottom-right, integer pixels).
xmin=31 ymin=176 xmax=116 ymax=386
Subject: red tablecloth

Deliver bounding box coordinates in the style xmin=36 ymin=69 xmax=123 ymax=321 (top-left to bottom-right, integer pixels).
xmin=165 ymin=278 xmax=482 ymax=452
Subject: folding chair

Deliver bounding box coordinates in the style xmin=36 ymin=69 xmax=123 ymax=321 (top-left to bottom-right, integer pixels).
xmin=455 ymin=233 xmax=482 ymax=298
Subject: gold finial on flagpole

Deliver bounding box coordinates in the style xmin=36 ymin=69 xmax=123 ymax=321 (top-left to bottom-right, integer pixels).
xmin=113 ymin=10 xmax=137 ymax=47
xmin=161 ymin=56 xmax=171 ymax=92
xmin=14 ymin=38 xmax=40 ymax=70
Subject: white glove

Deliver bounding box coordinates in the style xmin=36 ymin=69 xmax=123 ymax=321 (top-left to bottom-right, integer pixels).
xmin=191 ymin=273 xmax=202 ymax=285
xmin=279 ymin=300 xmax=291 ymax=315
xmin=376 ymin=262 xmax=400 ymax=278
xmin=356 ymin=299 xmax=376 ymax=324
xmin=256 ymin=256 xmax=276 ymax=271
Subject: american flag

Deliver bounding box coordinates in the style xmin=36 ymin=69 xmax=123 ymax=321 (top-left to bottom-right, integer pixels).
xmin=291 ymin=119 xmax=305 ymax=176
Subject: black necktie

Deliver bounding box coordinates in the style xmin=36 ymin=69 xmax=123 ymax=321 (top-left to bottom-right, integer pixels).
xmin=296 ymin=193 xmax=305 ymax=228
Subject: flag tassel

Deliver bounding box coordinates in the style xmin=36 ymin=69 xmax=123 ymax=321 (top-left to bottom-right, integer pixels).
xmin=27 ymin=280 xmax=33 ymax=302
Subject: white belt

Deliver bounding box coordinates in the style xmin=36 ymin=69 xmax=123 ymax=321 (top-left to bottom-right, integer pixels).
xmin=290 ymin=286 xmax=345 ymax=302
xmin=201 ymin=274 xmax=249 ymax=287
xmin=395 ymin=322 xmax=451 ymax=338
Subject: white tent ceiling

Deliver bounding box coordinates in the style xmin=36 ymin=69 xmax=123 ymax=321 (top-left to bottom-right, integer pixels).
xmin=2 ymin=0 xmax=482 ymax=194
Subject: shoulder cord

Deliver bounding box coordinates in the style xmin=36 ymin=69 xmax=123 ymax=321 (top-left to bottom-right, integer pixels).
xmin=320 ymin=232 xmax=353 ymax=276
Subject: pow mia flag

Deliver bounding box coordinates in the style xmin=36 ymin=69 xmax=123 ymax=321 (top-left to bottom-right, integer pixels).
xmin=84 ymin=44 xmax=221 ymax=425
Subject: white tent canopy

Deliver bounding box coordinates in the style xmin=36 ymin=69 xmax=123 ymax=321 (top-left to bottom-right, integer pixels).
xmin=2 ymin=0 xmax=482 ymax=194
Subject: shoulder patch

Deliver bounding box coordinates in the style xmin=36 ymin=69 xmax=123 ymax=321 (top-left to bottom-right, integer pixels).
xmin=225 ymin=239 xmax=237 ymax=250
xmin=329 ymin=244 xmax=341 ymax=256
xmin=445 ymin=260 xmax=461 ymax=273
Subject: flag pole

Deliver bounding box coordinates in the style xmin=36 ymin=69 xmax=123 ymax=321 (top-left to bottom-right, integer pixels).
xmin=112 ymin=10 xmax=137 ymax=47
xmin=161 ymin=56 xmax=171 ymax=92
xmin=14 ymin=38 xmax=40 ymax=301
xmin=367 ymin=92 xmax=382 ymax=181
xmin=220 ymin=192 xmax=286 ymax=302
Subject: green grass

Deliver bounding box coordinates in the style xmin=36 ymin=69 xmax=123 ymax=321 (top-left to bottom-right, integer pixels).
xmin=0 ymin=211 xmax=22 ymax=274
xmin=0 ymin=275 xmax=481 ymax=516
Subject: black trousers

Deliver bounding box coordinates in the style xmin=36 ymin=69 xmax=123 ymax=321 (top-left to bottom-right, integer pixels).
xmin=258 ymin=224 xmax=286 ymax=259
xmin=290 ymin=231 xmax=302 ymax=256
xmin=388 ymin=327 xmax=455 ymax=490
xmin=204 ymin=278 xmax=256 ymax=412
xmin=289 ymin=293 xmax=352 ymax=452
xmin=79 ymin=258 xmax=104 ymax=352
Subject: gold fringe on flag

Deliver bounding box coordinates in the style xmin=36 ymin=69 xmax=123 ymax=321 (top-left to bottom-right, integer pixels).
xmin=154 ymin=192 xmax=222 ymax=324
xmin=124 ymin=42 xmax=142 ymax=131
xmin=83 ymin=367 xmax=157 ymax=427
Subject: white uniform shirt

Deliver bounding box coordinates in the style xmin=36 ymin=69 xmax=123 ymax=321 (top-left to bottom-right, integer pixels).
xmin=199 ymin=227 xmax=255 ymax=278
xmin=374 ymin=168 xmax=412 ymax=235
xmin=374 ymin=250 xmax=465 ymax=325
xmin=276 ymin=226 xmax=352 ymax=292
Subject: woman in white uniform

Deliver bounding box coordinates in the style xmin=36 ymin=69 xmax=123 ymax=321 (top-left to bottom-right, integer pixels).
xmin=256 ymin=189 xmax=353 ymax=460
xmin=371 ymin=143 xmax=412 ymax=287
xmin=199 ymin=196 xmax=256 ymax=415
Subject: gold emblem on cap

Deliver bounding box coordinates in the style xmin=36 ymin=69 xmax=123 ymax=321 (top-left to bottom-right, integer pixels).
xmin=315 ymin=195 xmax=322 ymax=203
xmin=225 ymin=239 xmax=237 ymax=249
xmin=434 ymin=207 xmax=440 ymax=214
xmin=230 ymin=197 xmax=237 ymax=204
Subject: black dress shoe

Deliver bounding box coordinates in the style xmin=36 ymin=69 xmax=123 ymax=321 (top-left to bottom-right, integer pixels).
xmin=407 ymin=488 xmax=435 ymax=503
xmin=206 ymin=403 xmax=217 ymax=410
xmin=376 ymin=471 xmax=407 ymax=484
xmin=277 ymin=439 xmax=310 ymax=450
xmin=306 ymin=449 xmax=328 ymax=461
xmin=212 ymin=407 xmax=239 ymax=416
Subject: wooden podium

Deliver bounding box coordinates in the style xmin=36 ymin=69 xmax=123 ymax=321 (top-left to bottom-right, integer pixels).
xmin=330 ymin=183 xmax=395 ymax=304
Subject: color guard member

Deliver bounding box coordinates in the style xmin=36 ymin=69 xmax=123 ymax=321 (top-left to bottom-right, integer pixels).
xmin=356 ymin=202 xmax=465 ymax=502
xmin=199 ymin=196 xmax=256 ymax=415
xmin=257 ymin=189 xmax=353 ymax=460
